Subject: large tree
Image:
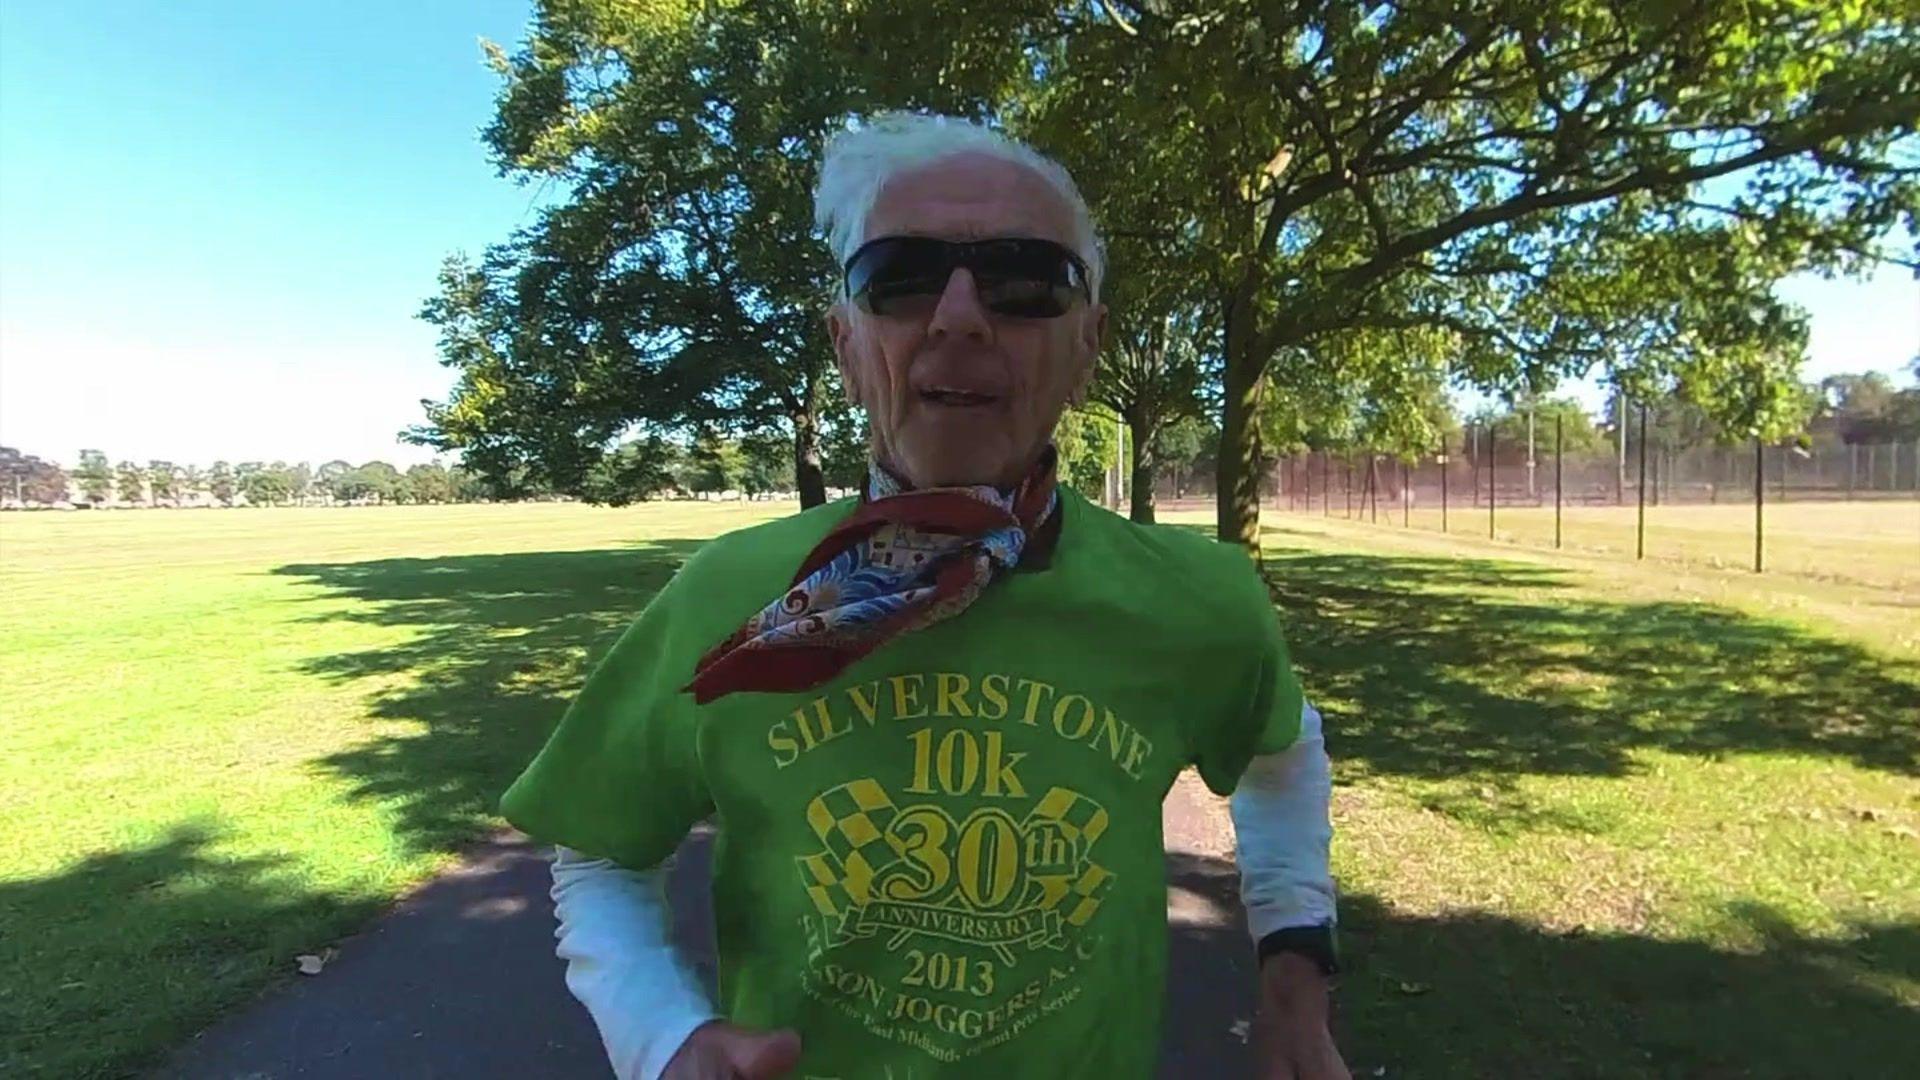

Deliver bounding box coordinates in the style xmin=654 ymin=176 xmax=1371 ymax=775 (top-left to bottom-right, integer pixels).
xmin=354 ymin=462 xmax=404 ymax=504
xmin=1052 ymin=405 xmax=1123 ymax=502
xmin=178 ymin=464 xmax=206 ymax=505
xmin=1007 ymin=0 xmax=1918 ymax=547
xmin=403 ymin=462 xmax=454 ymax=505
xmin=74 ymin=450 xmax=111 ymax=505
xmin=115 ymin=461 xmax=146 ymax=505
xmin=738 ymin=432 xmax=797 ymax=498
xmin=412 ymin=0 xmax=980 ymax=508
xmin=0 ymin=447 xmax=69 ymax=505
xmin=238 ymin=462 xmax=297 ymax=507
xmin=682 ymin=430 xmax=744 ymax=497
xmin=581 ymin=438 xmax=679 ymax=505
xmin=1819 ymin=371 xmax=1920 ymax=442
xmin=207 ymin=461 xmax=236 ymax=507
xmin=146 ymin=461 xmax=179 ymax=506
xmin=1089 ymin=238 xmax=1213 ymax=522
xmin=1157 ymin=414 xmax=1213 ymax=499
xmin=316 ymin=460 xmax=356 ymax=503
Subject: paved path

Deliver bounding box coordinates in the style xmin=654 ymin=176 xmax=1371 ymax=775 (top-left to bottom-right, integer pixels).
xmin=159 ymin=774 xmax=1260 ymax=1078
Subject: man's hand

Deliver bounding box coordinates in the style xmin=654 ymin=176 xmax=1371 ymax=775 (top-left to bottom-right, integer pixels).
xmin=1257 ymin=952 xmax=1350 ymax=1080
xmin=662 ymin=1021 xmax=802 ymax=1080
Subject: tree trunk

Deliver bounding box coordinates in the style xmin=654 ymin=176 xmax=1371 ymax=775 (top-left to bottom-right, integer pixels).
xmin=1127 ymin=410 xmax=1158 ymax=524
xmin=1216 ymin=320 xmax=1264 ymax=552
xmin=793 ymin=391 xmax=827 ymax=509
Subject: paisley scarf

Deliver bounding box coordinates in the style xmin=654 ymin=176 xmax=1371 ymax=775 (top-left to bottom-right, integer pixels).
xmin=685 ymin=450 xmax=1059 ymax=704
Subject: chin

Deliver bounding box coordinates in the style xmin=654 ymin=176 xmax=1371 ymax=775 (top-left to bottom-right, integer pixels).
xmin=898 ymin=443 xmax=1019 ymax=489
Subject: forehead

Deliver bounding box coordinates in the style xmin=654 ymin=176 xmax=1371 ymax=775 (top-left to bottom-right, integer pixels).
xmin=863 ymin=152 xmax=1077 ymax=247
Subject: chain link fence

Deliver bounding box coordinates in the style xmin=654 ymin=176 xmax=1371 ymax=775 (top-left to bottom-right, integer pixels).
xmin=1156 ymin=429 xmax=1919 ymax=591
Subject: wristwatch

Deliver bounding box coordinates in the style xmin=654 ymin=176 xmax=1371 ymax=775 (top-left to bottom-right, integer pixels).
xmin=1257 ymin=924 xmax=1339 ymax=976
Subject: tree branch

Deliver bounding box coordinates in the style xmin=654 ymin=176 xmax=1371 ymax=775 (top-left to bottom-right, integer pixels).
xmin=1335 ymin=114 xmax=1896 ymax=298
xmin=1276 ymin=67 xmax=1391 ymax=252
xmin=1357 ymin=23 xmax=1503 ymax=161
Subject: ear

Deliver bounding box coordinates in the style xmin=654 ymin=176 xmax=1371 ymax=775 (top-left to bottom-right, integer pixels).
xmin=1068 ymin=302 xmax=1106 ymax=407
xmin=826 ymin=305 xmax=863 ymax=408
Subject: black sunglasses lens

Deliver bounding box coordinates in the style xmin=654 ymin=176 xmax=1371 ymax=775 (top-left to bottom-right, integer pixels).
xmin=847 ymin=237 xmax=1085 ymax=318
xmin=969 ymin=240 xmax=1077 ymax=316
xmin=847 ymin=238 xmax=949 ymax=315
xmin=978 ymin=276 xmax=1072 ymax=317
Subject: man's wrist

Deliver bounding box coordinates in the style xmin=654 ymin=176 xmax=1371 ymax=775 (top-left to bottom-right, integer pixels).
xmin=1256 ymin=924 xmax=1339 ymax=977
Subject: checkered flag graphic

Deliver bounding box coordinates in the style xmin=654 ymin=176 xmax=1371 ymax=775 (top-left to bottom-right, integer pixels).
xmin=1026 ymin=785 xmax=1110 ymax=847
xmin=1023 ymin=786 xmax=1113 ymax=921
xmin=1061 ymin=863 xmax=1114 ymax=927
xmin=796 ymin=778 xmax=901 ymax=916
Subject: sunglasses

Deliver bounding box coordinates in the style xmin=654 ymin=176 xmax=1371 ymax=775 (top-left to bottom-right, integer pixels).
xmin=843 ymin=235 xmax=1092 ymax=319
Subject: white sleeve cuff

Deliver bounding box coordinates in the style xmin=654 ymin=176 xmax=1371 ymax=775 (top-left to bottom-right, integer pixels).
xmin=550 ymin=846 xmax=718 ymax=1080
xmin=1229 ymin=701 xmax=1337 ymax=941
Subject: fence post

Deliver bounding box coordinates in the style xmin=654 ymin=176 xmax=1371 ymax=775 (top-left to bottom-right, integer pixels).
xmin=1472 ymin=423 xmax=1481 ymax=508
xmin=1777 ymin=444 xmax=1787 ymax=503
xmin=1636 ymin=402 xmax=1649 ymax=560
xmin=1488 ymin=423 xmax=1497 ymax=540
xmin=1441 ymin=443 xmax=1450 ymax=533
xmin=1848 ymin=443 xmax=1857 ymax=499
xmin=1368 ymin=455 xmax=1379 ymax=523
xmin=1555 ymin=413 xmax=1563 ymax=549
xmin=1754 ymin=436 xmax=1764 ymax=574
xmin=1616 ymin=394 xmax=1627 ymax=506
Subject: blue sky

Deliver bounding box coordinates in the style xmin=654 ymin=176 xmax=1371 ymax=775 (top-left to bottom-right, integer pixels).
xmin=1 ymin=3 xmax=1915 ymax=469
xmin=0 ymin=1 xmax=539 ymax=468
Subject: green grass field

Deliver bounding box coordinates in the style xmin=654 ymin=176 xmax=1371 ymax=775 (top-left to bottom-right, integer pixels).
xmin=3 ymin=501 xmax=1916 ymax=1077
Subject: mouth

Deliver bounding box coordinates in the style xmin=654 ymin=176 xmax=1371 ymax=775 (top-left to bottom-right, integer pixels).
xmin=918 ymin=386 xmax=1002 ymax=409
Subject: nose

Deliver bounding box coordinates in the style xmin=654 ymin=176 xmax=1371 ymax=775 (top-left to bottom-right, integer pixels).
xmin=926 ymin=267 xmax=993 ymax=344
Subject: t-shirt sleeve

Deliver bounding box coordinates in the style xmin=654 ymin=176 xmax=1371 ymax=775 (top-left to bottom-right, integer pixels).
xmin=1189 ymin=549 xmax=1306 ymax=796
xmin=500 ymin=568 xmax=713 ymax=870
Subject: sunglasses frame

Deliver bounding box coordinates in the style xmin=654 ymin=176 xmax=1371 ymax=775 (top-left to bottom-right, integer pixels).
xmin=841 ymin=235 xmax=1093 ymax=319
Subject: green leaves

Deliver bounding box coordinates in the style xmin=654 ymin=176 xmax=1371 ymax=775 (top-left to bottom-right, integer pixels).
xmin=421 ymin=0 xmax=896 ymax=506
xmin=419 ymin=0 xmax=1915 ymax=532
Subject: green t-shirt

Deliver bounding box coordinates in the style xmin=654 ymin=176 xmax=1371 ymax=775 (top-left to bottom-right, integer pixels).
xmin=502 ymin=488 xmax=1302 ymax=1079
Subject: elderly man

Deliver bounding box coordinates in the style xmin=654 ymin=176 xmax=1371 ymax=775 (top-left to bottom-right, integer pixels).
xmin=502 ymin=113 xmax=1345 ymax=1080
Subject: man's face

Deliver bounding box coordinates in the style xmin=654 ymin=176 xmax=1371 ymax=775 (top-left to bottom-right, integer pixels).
xmin=827 ymin=152 xmax=1106 ymax=489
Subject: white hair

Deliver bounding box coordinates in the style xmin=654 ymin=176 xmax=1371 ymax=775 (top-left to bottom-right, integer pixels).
xmin=812 ymin=112 xmax=1104 ymax=299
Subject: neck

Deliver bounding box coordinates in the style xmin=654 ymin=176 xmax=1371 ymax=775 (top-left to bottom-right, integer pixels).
xmin=870 ymin=448 xmax=1048 ymax=495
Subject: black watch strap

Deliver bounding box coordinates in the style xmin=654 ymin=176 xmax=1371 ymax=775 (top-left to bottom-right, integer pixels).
xmin=1256 ymin=924 xmax=1339 ymax=976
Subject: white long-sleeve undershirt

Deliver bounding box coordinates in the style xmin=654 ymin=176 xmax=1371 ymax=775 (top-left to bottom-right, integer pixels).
xmin=548 ymin=701 xmax=1336 ymax=1080
xmin=550 ymin=849 xmax=717 ymax=1080
xmin=1229 ymin=701 xmax=1338 ymax=941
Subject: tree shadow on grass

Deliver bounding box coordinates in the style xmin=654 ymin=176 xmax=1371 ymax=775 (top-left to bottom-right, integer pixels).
xmin=271 ymin=540 xmax=709 ymax=855
xmin=1161 ymin=850 xmax=1919 ymax=1079
xmin=0 ymin=822 xmax=372 ymax=1077
xmin=1257 ymin=548 xmax=1920 ymax=780
xmin=9 ymin=829 xmax=1910 ymax=1077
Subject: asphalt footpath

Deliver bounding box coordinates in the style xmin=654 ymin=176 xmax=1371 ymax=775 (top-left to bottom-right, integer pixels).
xmin=158 ymin=773 xmax=1263 ymax=1078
